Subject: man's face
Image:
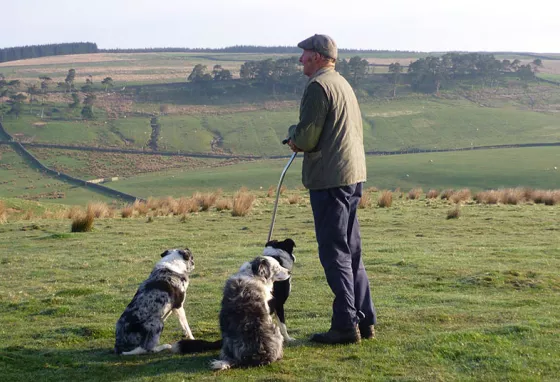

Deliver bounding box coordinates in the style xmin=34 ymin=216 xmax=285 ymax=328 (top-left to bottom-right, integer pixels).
xmin=299 ymin=50 xmax=319 ymax=77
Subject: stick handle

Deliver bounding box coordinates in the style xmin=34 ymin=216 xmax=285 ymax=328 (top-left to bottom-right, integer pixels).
xmin=267 ymin=152 xmax=297 ymax=242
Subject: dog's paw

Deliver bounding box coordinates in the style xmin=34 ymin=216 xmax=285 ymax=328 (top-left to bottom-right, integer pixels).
xmin=183 ymin=333 xmax=195 ymax=340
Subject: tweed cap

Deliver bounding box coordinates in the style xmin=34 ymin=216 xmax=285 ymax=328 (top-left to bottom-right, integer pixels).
xmin=297 ymin=34 xmax=337 ymax=60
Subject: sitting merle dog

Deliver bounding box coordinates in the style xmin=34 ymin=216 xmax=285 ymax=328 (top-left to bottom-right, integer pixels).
xmin=263 ymin=238 xmax=296 ymax=341
xmin=114 ymin=248 xmax=195 ymax=355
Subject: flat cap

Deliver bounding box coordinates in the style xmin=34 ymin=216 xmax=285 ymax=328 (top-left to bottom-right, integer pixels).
xmin=297 ymin=34 xmax=338 ymax=61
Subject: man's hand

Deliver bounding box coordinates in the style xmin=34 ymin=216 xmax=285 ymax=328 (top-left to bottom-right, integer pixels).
xmin=287 ymin=139 xmax=303 ymax=153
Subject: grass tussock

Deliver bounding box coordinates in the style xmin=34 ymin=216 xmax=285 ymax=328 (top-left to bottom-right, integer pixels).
xmin=447 ymin=206 xmax=461 ymax=219
xmin=176 ymin=197 xmax=199 ymax=214
xmin=358 ymin=192 xmax=371 ymax=209
xmin=232 ymin=189 xmax=256 ymax=217
xmin=378 ymin=190 xmax=393 ymax=208
xmin=267 ymin=185 xmax=275 ymax=197
xmin=440 ymin=189 xmax=455 ymax=200
xmin=450 ymin=188 xmax=472 ymax=204
xmin=288 ymin=194 xmax=302 ymax=205
xmin=71 ymin=211 xmax=95 ymax=232
xmin=426 ymin=189 xmax=440 ymax=199
xmin=197 ymin=192 xmax=218 ymax=211
xmin=0 ymin=200 xmax=7 ymax=224
xmin=87 ymin=201 xmax=111 ymax=218
xmin=132 ymin=200 xmax=149 ymax=216
xmin=407 ymin=188 xmax=423 ymax=200
xmin=121 ymin=205 xmax=134 ymax=218
xmin=366 ymin=186 xmax=379 ymax=193
xmin=215 ymin=198 xmax=233 ymax=211
xmin=66 ymin=206 xmax=83 ymax=219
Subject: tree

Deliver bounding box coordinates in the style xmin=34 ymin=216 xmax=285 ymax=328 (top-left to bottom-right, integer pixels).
xmin=347 ymin=56 xmax=369 ymax=86
xmin=147 ymin=116 xmax=161 ymax=150
xmin=65 ymin=69 xmax=76 ymax=91
xmin=101 ymin=77 xmax=114 ymax=92
xmin=516 ymin=64 xmax=535 ymax=81
xmin=39 ymin=76 xmax=52 ymax=92
xmin=388 ymin=62 xmax=403 ymax=98
xmin=7 ymin=93 xmax=27 ymax=119
xmin=81 ymin=105 xmax=94 ymax=119
xmin=69 ymin=92 xmax=80 ymax=108
xmin=239 ymin=61 xmax=258 ymax=80
xmin=531 ymin=59 xmax=543 ymax=73
xmin=81 ymin=93 xmax=96 ymax=119
xmin=187 ymin=64 xmax=208 ymax=82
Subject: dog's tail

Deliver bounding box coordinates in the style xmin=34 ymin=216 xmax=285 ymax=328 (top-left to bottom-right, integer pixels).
xmin=210 ymin=359 xmax=233 ymax=370
xmin=171 ymin=339 xmax=222 ymax=354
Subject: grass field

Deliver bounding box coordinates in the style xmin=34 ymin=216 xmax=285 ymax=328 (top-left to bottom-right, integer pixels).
xmin=0 ymin=190 xmax=558 ymax=381
xmin=103 ymin=147 xmax=560 ymax=198
xmin=2 ymin=145 xmax=560 ymax=204
xmin=3 ymin=91 xmax=560 ymax=156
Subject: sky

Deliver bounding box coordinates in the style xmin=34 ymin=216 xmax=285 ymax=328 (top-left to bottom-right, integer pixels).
xmin=1 ymin=0 xmax=559 ymax=53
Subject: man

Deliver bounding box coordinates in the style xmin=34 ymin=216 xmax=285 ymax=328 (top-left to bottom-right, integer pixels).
xmin=286 ymin=34 xmax=377 ymax=344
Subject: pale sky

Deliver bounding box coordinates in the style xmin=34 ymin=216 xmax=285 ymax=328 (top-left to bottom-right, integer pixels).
xmin=1 ymin=0 xmax=558 ymax=53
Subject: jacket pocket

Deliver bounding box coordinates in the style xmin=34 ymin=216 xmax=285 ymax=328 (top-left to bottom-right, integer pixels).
xmin=303 ymin=150 xmax=324 ymax=188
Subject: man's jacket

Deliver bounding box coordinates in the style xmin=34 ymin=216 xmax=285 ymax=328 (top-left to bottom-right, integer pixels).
xmin=288 ymin=67 xmax=366 ymax=190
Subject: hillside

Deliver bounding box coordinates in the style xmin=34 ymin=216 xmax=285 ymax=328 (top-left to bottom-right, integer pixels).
xmin=0 ymin=51 xmax=559 ymax=203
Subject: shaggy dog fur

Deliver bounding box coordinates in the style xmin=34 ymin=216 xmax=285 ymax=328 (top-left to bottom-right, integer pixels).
xmin=263 ymin=238 xmax=296 ymax=341
xmin=210 ymin=256 xmax=290 ymax=370
xmin=114 ymin=248 xmax=195 ymax=355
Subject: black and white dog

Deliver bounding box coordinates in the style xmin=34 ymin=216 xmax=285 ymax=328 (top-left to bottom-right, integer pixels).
xmin=263 ymin=238 xmax=296 ymax=341
xmin=210 ymin=256 xmax=291 ymax=370
xmin=114 ymin=248 xmax=195 ymax=355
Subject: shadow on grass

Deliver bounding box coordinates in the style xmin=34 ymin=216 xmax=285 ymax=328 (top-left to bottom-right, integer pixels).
xmin=1 ymin=345 xmax=217 ymax=381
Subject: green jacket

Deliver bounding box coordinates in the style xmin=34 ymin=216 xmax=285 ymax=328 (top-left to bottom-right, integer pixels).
xmin=288 ymin=67 xmax=366 ymax=190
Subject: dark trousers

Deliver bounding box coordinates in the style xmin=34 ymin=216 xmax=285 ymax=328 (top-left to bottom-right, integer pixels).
xmin=309 ymin=183 xmax=377 ymax=330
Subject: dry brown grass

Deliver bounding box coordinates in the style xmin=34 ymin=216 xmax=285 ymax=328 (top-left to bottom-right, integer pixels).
xmin=533 ymin=190 xmax=560 ymax=205
xmin=71 ymin=211 xmax=95 ymax=232
xmin=0 ymin=201 xmax=7 ymax=224
xmin=66 ymin=206 xmax=83 ymax=219
xmin=358 ymin=192 xmax=371 ymax=209
xmin=232 ymin=189 xmax=256 ymax=217
xmin=426 ymin=189 xmax=440 ymax=199
xmin=288 ymin=194 xmax=302 ymax=205
xmin=215 ymin=198 xmax=233 ymax=211
xmin=366 ymin=186 xmax=379 ymax=193
xmin=174 ymin=197 xmax=198 ymax=214
xmin=23 ymin=210 xmax=34 ymax=220
xmin=378 ymin=190 xmax=393 ymax=208
xmin=133 ymin=200 xmax=150 ymax=216
xmin=440 ymin=189 xmax=455 ymax=200
xmin=267 ymin=185 xmax=275 ymax=197
xmin=197 ymin=192 xmax=218 ymax=211
xmin=447 ymin=206 xmax=461 ymax=219
xmin=87 ymin=201 xmax=111 ymax=218
xmin=407 ymin=188 xmax=423 ymax=200
xmin=450 ymin=188 xmax=472 ymax=204
xmin=121 ymin=205 xmax=134 ymax=218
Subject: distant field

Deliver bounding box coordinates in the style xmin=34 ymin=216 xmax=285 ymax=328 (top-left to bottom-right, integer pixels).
xmin=0 ymin=145 xmax=116 ymax=205
xmin=104 ymin=147 xmax=560 ymax=199
xmin=3 ymin=94 xmax=560 ymax=156
xmin=3 ymin=51 xmax=557 ymax=86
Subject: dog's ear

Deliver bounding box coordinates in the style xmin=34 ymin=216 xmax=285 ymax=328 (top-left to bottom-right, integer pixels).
xmin=178 ymin=248 xmax=193 ymax=261
xmin=264 ymin=240 xmax=278 ymax=248
xmin=160 ymin=250 xmax=169 ymax=258
xmin=251 ymin=257 xmax=272 ymax=280
xmin=282 ymin=238 xmax=296 ymax=254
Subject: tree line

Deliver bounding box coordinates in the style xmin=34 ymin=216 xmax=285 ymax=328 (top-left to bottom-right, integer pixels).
xmin=183 ymin=52 xmax=540 ymax=98
xmin=0 ymin=42 xmax=98 ymax=63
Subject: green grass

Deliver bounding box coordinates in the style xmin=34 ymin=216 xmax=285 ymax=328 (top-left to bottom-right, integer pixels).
xmin=0 ymin=192 xmax=558 ymax=381
xmin=0 ymin=146 xmax=122 ymax=205
xmin=107 ymin=147 xmax=560 ymax=198
xmin=4 ymin=94 xmax=560 ymax=156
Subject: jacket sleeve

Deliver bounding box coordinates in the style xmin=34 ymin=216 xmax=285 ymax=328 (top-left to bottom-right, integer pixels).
xmin=288 ymin=82 xmax=329 ymax=152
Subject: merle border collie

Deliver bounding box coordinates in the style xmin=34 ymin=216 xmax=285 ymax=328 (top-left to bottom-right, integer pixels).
xmin=114 ymin=248 xmax=195 ymax=355
xmin=209 ymin=256 xmax=290 ymax=370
